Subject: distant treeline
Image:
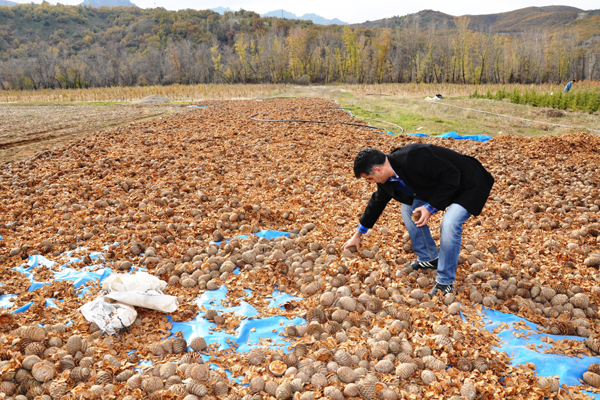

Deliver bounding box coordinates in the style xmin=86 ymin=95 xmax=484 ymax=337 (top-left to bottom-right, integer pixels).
xmin=0 ymin=3 xmax=599 ymax=89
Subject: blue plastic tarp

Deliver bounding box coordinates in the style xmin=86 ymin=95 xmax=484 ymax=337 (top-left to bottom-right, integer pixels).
xmin=13 ymin=253 xmax=112 ymax=293
xmin=411 ymin=131 xmax=493 ymax=142
xmin=195 ymin=287 xmax=299 ymax=317
xmin=267 ymin=290 xmax=301 ymax=309
xmin=170 ymin=315 xmax=305 ymax=355
xmin=53 ymin=266 xmax=112 ymax=288
xmin=0 ymin=294 xmax=16 ymax=309
xmin=196 ymin=286 xmax=258 ymax=318
xmin=253 ymin=230 xmax=293 ymax=240
xmin=12 ymin=302 xmax=33 ymax=313
xmin=212 ymin=230 xmax=292 ymax=245
xmin=46 ymin=298 xmax=60 ymax=308
xmin=169 ymin=286 xmax=305 ymax=354
xmin=13 ymin=256 xmax=55 ymax=291
xmin=478 ymin=308 xmax=600 ymax=398
xmin=26 ymin=254 xmax=56 ymax=269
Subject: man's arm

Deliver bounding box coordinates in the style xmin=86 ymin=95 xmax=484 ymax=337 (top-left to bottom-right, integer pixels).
xmin=342 ymin=230 xmax=363 ymax=251
xmin=343 ymin=186 xmax=392 ymax=251
xmin=358 ymin=186 xmax=392 ymax=230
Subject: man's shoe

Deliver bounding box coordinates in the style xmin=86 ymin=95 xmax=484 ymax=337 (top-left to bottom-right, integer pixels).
xmin=406 ymin=258 xmax=438 ymax=271
xmin=429 ymin=283 xmax=453 ymax=297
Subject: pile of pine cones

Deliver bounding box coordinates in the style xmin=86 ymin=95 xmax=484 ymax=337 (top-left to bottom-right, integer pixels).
xmin=1 ymin=99 xmax=599 ymax=399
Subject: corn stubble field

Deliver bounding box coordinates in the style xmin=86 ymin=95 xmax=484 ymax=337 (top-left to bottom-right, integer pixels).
xmin=0 ymin=95 xmax=600 ymax=400
xmin=0 ymin=85 xmax=285 ymax=104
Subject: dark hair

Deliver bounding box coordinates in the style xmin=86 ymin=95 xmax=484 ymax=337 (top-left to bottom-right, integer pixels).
xmin=353 ymin=148 xmax=386 ymax=178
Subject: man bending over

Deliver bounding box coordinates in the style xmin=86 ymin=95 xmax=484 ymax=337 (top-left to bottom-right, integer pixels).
xmin=342 ymin=144 xmax=494 ymax=297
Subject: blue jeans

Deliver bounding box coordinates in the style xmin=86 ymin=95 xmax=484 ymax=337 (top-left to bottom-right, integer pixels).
xmin=401 ymin=199 xmax=471 ymax=285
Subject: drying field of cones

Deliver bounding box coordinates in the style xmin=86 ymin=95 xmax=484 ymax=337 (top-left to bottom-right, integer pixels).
xmin=1 ymin=98 xmax=600 ymax=399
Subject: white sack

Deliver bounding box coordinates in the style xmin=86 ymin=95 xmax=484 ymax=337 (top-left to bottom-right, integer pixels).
xmin=80 ymin=296 xmax=137 ymax=335
xmin=102 ymin=271 xmax=166 ymax=292
xmin=102 ymin=271 xmax=178 ymax=313
xmin=104 ymin=290 xmax=178 ymax=313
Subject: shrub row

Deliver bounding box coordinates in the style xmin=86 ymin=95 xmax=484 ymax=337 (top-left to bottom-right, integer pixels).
xmin=471 ymin=88 xmax=600 ymax=114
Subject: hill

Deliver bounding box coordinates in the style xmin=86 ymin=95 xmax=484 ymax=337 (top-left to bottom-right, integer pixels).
xmin=0 ymin=3 xmax=598 ymax=88
xmin=468 ymin=6 xmax=584 ymax=32
xmin=0 ymin=4 xmax=308 ymax=54
xmin=1 ymin=0 xmax=19 ymax=6
xmin=356 ymin=5 xmax=600 ymax=37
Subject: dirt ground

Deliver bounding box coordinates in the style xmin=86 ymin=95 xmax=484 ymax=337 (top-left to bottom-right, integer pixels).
xmin=273 ymin=86 xmax=600 ymax=138
xmin=2 ymin=86 xmax=598 ymax=166
xmin=0 ymin=103 xmax=182 ymax=164
xmin=1 ymin=97 xmax=600 ymax=398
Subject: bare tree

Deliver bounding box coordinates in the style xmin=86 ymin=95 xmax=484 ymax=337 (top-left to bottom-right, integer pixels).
xmin=31 ymin=44 xmax=59 ymax=88
xmin=138 ymin=47 xmax=171 ymax=85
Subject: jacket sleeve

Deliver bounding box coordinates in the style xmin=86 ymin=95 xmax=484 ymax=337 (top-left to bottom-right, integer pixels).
xmin=409 ymin=147 xmax=461 ymax=210
xmin=358 ymin=185 xmax=392 ymax=230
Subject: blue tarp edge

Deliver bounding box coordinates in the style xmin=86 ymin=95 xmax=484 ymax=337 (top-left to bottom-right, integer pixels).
xmin=411 ymin=131 xmax=493 ymax=142
xmin=477 ymin=307 xmax=600 ymax=397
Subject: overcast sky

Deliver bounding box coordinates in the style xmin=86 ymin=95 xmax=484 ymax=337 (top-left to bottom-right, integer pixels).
xmin=16 ymin=0 xmax=600 ymax=23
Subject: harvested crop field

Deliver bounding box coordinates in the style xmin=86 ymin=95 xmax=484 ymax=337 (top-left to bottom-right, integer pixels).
xmin=1 ymin=98 xmax=600 ymax=399
xmin=0 ymin=103 xmax=179 ymax=164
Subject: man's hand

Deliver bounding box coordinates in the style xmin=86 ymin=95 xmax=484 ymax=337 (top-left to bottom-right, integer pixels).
xmin=342 ymin=231 xmax=362 ymax=252
xmin=413 ymin=206 xmax=432 ymax=227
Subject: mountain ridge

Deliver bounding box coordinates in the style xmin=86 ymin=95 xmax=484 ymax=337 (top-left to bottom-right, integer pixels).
xmin=2 ymin=1 xmax=595 ymax=33
xmin=210 ymin=6 xmax=234 ymax=15
xmin=261 ymin=9 xmax=347 ymax=25
xmin=2 ymin=2 xmax=598 ymax=37
xmin=212 ymin=8 xmax=347 ymax=25
xmin=80 ymin=0 xmax=137 ymax=7
xmin=355 ymin=5 xmax=600 ymax=33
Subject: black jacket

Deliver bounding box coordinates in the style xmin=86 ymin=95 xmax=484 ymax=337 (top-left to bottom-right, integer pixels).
xmin=359 ymin=143 xmax=494 ymax=229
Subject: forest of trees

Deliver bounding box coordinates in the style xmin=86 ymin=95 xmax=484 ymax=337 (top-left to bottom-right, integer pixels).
xmin=0 ymin=3 xmax=599 ymax=89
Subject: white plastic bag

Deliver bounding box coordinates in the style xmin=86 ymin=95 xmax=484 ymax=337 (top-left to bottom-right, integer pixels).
xmin=102 ymin=271 xmax=166 ymax=292
xmin=80 ymin=296 xmax=137 ymax=335
xmin=102 ymin=271 xmax=178 ymax=313
xmin=105 ymin=290 xmax=178 ymax=313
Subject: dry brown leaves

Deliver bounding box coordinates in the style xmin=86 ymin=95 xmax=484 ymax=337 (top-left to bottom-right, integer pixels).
xmin=0 ymin=98 xmax=599 ymax=399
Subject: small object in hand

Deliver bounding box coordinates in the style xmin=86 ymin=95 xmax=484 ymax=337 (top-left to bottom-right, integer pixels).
xmin=347 ymin=245 xmax=358 ymax=253
xmin=411 ymin=211 xmax=422 ymax=223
